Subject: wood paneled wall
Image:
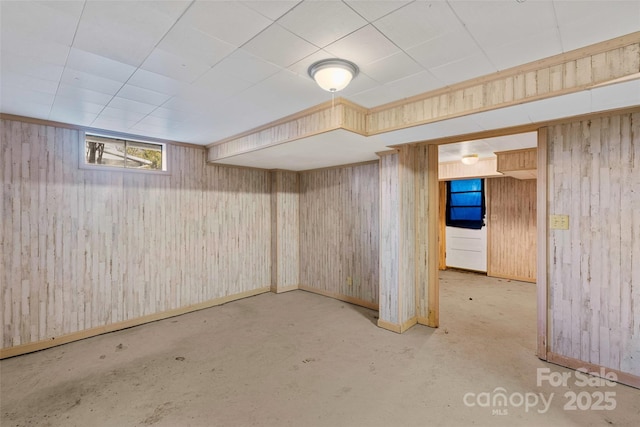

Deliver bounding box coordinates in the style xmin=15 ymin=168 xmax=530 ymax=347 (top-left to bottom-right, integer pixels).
xmin=379 ymin=153 xmax=400 ymax=324
xmin=487 ymin=177 xmax=537 ymax=282
xmin=0 ymin=119 xmax=271 ymax=352
xmin=270 ymin=170 xmax=299 ymax=293
xmin=438 ymin=157 xmax=502 ymax=181
xmin=378 ymin=146 xmax=434 ymax=332
xmin=547 ymin=112 xmax=640 ymax=379
xmin=299 ymin=162 xmax=379 ymax=309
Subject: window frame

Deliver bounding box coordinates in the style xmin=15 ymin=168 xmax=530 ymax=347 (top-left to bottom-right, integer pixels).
xmin=80 ymin=132 xmax=169 ymax=175
xmin=445 ymin=178 xmax=486 ymax=230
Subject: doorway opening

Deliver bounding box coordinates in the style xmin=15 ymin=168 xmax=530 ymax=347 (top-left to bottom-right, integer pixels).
xmin=432 ymin=130 xmax=542 ymax=356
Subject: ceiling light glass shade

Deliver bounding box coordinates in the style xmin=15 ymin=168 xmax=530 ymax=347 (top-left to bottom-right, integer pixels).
xmin=308 ymin=59 xmax=359 ymax=92
xmin=461 ymin=154 xmax=479 ymax=165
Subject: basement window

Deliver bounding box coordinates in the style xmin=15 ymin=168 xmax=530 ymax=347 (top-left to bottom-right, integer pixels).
xmin=83 ymin=134 xmax=167 ymax=172
xmin=446 ymin=179 xmax=486 ymax=230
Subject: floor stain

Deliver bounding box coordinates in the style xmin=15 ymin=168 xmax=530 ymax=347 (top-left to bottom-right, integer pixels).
xmin=142 ymin=402 xmax=174 ymax=425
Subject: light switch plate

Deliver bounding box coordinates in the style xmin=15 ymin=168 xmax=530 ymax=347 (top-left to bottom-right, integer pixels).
xmin=550 ymin=214 xmax=569 ymax=230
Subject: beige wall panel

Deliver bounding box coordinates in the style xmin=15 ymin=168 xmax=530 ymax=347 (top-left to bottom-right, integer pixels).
xmin=379 ymin=154 xmax=399 ymax=324
xmin=439 ymin=157 xmax=502 ymax=181
xmin=0 ymin=119 xmax=271 ymax=351
xmin=496 ymin=148 xmax=537 ymax=172
xmin=487 ymin=177 xmax=537 ymax=282
xmin=547 ymin=112 xmax=640 ymax=378
xmin=271 ymin=170 xmax=300 ymax=292
xmin=367 ymin=41 xmax=639 ymax=134
xmin=399 ymin=146 xmax=416 ymax=322
xmin=299 ymin=162 xmax=379 ymax=307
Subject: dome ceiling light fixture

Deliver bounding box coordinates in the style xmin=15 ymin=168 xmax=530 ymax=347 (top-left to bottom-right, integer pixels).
xmin=308 ymin=58 xmax=359 ymax=92
xmin=461 ymin=154 xmax=479 ymax=165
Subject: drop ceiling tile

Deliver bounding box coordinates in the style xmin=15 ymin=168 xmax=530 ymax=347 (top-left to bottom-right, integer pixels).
xmin=242 ymin=1 xmax=300 ymax=21
xmin=344 ymin=0 xmax=412 ymax=22
xmin=74 ymin=1 xmax=190 ymax=67
xmin=554 ymin=1 xmax=640 ymax=51
xmin=484 ymin=30 xmax=562 ymax=71
xmin=0 ymin=0 xmax=82 ymax=46
xmin=380 ymin=71 xmax=443 ymax=101
xmin=374 ymin=1 xmax=463 ymax=50
xmin=337 ymin=72 xmax=380 ymax=98
xmin=1 ymin=86 xmax=55 ymax=108
xmin=407 ymin=31 xmax=481 ymax=70
xmin=97 ymin=107 xmax=147 ymax=123
xmin=362 ymin=52 xmax=424 ymax=85
xmin=157 ymin=20 xmax=236 ymax=68
xmin=1 ymin=72 xmax=60 ymax=94
xmin=129 ymin=119 xmax=184 ymax=136
xmin=107 ymin=97 xmax=158 ymax=115
xmin=213 ymin=50 xmax=282 ymax=84
xmin=61 ymin=68 xmax=124 ymax=96
xmin=429 ymin=52 xmax=497 ymax=86
xmin=116 ymin=85 xmax=172 ymax=106
xmin=127 ymin=69 xmax=188 ymax=96
xmin=193 ymin=68 xmax=255 ymax=100
xmin=242 ymin=24 xmax=319 ymax=68
xmin=348 ymin=85 xmax=399 ymax=108
xmin=287 ymin=50 xmax=335 ymax=77
xmin=161 ymin=94 xmax=213 ymax=114
xmin=234 ymin=72 xmax=325 ymax=118
xmin=48 ymin=107 xmax=98 ymax=126
xmin=141 ymin=48 xmax=211 ymax=83
xmin=66 ymin=48 xmax=137 ymax=83
xmin=0 ymin=37 xmax=70 ymax=66
xmin=1 ymin=53 xmax=64 ymax=82
xmin=90 ymin=116 xmax=138 ymax=133
xmin=0 ymin=98 xmax=51 ymax=119
xmin=179 ymin=1 xmax=272 ymax=47
xmin=51 ymin=96 xmax=107 ymax=115
xmin=56 ymin=84 xmax=115 ymax=106
xmin=325 ymin=25 xmax=399 ymax=66
xmin=133 ymin=115 xmax=184 ymax=129
xmin=148 ymin=107 xmax=194 ymax=122
xmin=277 ymin=1 xmax=367 ymax=48
xmin=449 ymin=0 xmax=557 ymax=48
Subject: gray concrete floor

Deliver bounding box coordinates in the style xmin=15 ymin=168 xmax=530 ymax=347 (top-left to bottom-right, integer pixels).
xmin=1 ymin=270 xmax=639 ymax=426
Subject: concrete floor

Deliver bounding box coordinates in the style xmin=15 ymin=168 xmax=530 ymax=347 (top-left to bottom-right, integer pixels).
xmin=1 ymin=270 xmax=639 ymax=427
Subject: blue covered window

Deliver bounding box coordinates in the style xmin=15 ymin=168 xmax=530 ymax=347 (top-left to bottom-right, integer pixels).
xmin=446 ymin=179 xmax=486 ymax=230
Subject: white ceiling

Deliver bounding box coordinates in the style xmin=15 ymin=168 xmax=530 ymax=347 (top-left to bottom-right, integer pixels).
xmin=1 ymin=0 xmax=639 ymax=170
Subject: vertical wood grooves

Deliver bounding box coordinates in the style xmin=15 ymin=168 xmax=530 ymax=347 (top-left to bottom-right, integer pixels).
xmin=537 ymin=128 xmax=549 ymax=359
xmin=426 ymin=145 xmax=439 ymax=327
xmin=271 ymin=170 xmax=300 ymax=293
xmin=1 ymin=119 xmax=271 ymax=352
xmin=547 ymin=112 xmax=640 ymax=378
xmin=486 ymin=177 xmax=537 ymax=282
xmin=299 ymin=163 xmax=379 ymax=307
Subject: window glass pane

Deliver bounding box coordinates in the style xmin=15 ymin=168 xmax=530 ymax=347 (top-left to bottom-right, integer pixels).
xmin=85 ymin=137 xmax=126 ymax=167
xmin=450 ymin=179 xmax=482 ymax=193
xmin=450 ymin=192 xmax=482 ymax=207
xmin=446 ymin=179 xmax=485 ymax=229
xmin=125 ymin=141 xmax=162 ymax=170
xmin=84 ymin=135 xmax=165 ymax=172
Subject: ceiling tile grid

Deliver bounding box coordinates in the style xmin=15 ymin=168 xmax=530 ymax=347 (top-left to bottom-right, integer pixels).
xmin=0 ymin=0 xmax=638 ymax=171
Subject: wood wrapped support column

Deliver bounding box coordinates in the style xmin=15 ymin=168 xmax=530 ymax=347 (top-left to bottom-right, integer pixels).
xmin=378 ymin=146 xmax=435 ymax=333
